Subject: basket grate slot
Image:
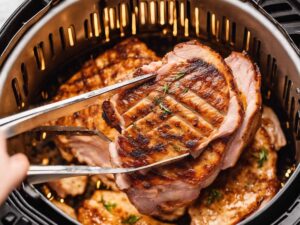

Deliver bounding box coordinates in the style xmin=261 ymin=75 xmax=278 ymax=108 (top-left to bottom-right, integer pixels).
xmin=159 ymin=0 xmax=166 ymax=25
xmin=90 ymin=12 xmax=101 ymax=38
xmin=139 ymin=1 xmax=148 ymax=25
xmin=149 ymin=1 xmax=157 ymax=25
xmin=120 ymin=3 xmax=129 ymax=27
xmin=290 ymin=96 xmax=295 ymax=125
xmin=48 ymin=33 xmax=55 ymax=57
xmin=109 ymin=7 xmax=117 ymax=29
xmin=67 ymin=25 xmax=76 ymax=47
xmin=103 ymin=8 xmax=110 ymax=41
xmin=84 ymin=19 xmax=91 ymax=39
xmin=33 ymin=42 xmax=46 ymax=71
xmin=230 ymin=22 xmax=236 ymax=46
xmin=168 ymin=0 xmax=175 ymax=25
xmin=295 ymin=110 xmax=300 ymax=139
xmin=59 ymin=27 xmax=66 ymax=50
xmin=20 ymin=63 xmax=29 ymax=97
xmin=283 ymin=75 xmax=288 ymax=99
xmin=275 ymin=14 xmax=300 ymax=24
xmin=284 ymin=79 xmax=292 ymax=109
xmin=251 ymin=38 xmax=261 ymax=66
xmin=11 ymin=78 xmax=24 ymax=109
xmin=194 ymin=6 xmax=200 ymax=36
xmin=243 ymin=28 xmax=251 ymax=51
xmin=263 ymin=3 xmax=292 ymax=13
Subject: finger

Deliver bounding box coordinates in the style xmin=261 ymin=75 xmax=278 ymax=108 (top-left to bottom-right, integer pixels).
xmin=0 ymin=131 xmax=9 ymax=165
xmin=8 ymin=153 xmax=30 ymax=188
xmin=0 ymin=153 xmax=29 ymax=204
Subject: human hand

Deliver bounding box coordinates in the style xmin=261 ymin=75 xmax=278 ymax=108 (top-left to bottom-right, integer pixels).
xmin=0 ymin=132 xmax=29 ymax=204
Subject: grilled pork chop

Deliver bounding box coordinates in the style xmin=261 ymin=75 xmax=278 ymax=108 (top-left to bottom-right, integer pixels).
xmin=188 ymin=109 xmax=285 ymax=225
xmin=78 ymin=190 xmax=173 ymax=225
xmin=102 ymin=41 xmax=243 ymax=219
xmin=48 ymin=38 xmax=159 ymax=196
xmin=222 ymin=52 xmax=262 ymax=169
xmin=104 ymin=40 xmax=243 ymax=169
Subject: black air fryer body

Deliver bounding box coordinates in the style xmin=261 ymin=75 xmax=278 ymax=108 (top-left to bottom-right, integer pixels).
xmin=0 ymin=0 xmax=299 ymax=225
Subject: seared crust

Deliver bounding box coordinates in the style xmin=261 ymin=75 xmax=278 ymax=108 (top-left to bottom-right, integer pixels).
xmin=48 ymin=38 xmax=159 ymax=195
xmin=105 ymin=40 xmax=243 ymax=169
xmin=189 ymin=125 xmax=279 ymax=225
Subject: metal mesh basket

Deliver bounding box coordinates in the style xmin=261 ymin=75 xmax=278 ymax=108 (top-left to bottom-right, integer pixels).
xmin=0 ymin=0 xmax=299 ymax=224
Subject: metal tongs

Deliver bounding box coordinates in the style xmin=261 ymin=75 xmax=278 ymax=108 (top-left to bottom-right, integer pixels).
xmin=0 ymin=73 xmax=189 ymax=184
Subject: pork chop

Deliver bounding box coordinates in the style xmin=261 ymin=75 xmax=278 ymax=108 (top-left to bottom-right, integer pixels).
xmin=47 ymin=38 xmax=159 ymax=195
xmin=78 ymin=190 xmax=173 ymax=225
xmin=222 ymin=52 xmax=262 ymax=169
xmin=188 ymin=109 xmax=284 ymax=225
xmin=104 ymin=40 xmax=243 ymax=169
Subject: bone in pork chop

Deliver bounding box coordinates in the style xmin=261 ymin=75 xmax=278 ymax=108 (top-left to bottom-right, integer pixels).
xmin=48 ymin=38 xmax=159 ymax=195
xmin=222 ymin=52 xmax=262 ymax=169
xmin=104 ymin=40 xmax=243 ymax=168
xmin=188 ymin=108 xmax=285 ymax=225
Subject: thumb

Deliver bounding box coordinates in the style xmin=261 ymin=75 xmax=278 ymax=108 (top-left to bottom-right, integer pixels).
xmin=7 ymin=153 xmax=30 ymax=189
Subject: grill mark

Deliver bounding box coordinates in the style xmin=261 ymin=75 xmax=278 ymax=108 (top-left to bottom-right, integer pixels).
xmin=121 ymin=98 xmax=154 ymax=127
xmin=170 ymin=85 xmax=224 ymax=127
xmin=163 ymin=95 xmax=214 ymax=136
xmin=116 ymin=81 xmax=156 ymax=114
xmin=165 ymin=94 xmax=215 ymax=130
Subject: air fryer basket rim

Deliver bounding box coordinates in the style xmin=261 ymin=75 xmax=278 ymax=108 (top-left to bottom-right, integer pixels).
xmin=0 ymin=0 xmax=299 ymax=224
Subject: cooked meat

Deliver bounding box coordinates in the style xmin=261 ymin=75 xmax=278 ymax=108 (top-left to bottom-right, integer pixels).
xmin=262 ymin=106 xmax=287 ymax=150
xmin=48 ymin=38 xmax=159 ymax=190
xmin=52 ymin=200 xmax=77 ymax=219
xmin=119 ymin=139 xmax=228 ymax=220
xmin=188 ymin=111 xmax=284 ymax=225
xmin=102 ymin=40 xmax=243 ymax=219
xmin=78 ymin=190 xmax=173 ymax=225
xmin=48 ymin=176 xmax=87 ymax=198
xmin=104 ymin=40 xmax=243 ymax=169
xmin=222 ymin=52 xmax=262 ymax=169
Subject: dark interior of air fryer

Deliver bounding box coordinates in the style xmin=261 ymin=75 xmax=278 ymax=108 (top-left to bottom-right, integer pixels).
xmin=5 ymin=0 xmax=299 ymax=224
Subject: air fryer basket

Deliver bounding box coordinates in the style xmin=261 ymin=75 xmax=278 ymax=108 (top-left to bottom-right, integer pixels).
xmin=0 ymin=0 xmax=299 ymax=224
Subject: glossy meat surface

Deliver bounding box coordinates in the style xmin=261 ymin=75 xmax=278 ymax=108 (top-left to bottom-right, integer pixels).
xmin=188 ymin=111 xmax=284 ymax=225
xmin=78 ymin=190 xmax=173 ymax=225
xmin=104 ymin=40 xmax=242 ymax=168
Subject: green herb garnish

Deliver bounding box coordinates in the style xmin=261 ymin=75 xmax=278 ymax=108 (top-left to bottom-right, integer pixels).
xmin=122 ymin=215 xmax=140 ymax=224
xmin=183 ymin=87 xmax=189 ymax=93
xmin=100 ymin=196 xmax=117 ymax=213
xmin=206 ymin=189 xmax=222 ymax=205
xmin=162 ymin=83 xmax=170 ymax=94
xmin=257 ymin=147 xmax=268 ymax=168
xmin=174 ymin=72 xmax=186 ymax=81
xmin=159 ymin=103 xmax=172 ymax=115
xmin=153 ymin=96 xmax=163 ymax=105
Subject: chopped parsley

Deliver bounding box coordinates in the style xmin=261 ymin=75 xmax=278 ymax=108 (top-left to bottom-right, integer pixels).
xmin=257 ymin=147 xmax=268 ymax=168
xmin=206 ymin=189 xmax=222 ymax=205
xmin=153 ymin=96 xmax=163 ymax=105
xmin=162 ymin=83 xmax=170 ymax=94
xmin=122 ymin=215 xmax=140 ymax=224
xmin=100 ymin=196 xmax=117 ymax=213
xmin=174 ymin=72 xmax=186 ymax=81
xmin=183 ymin=87 xmax=189 ymax=93
xmin=159 ymin=103 xmax=172 ymax=115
